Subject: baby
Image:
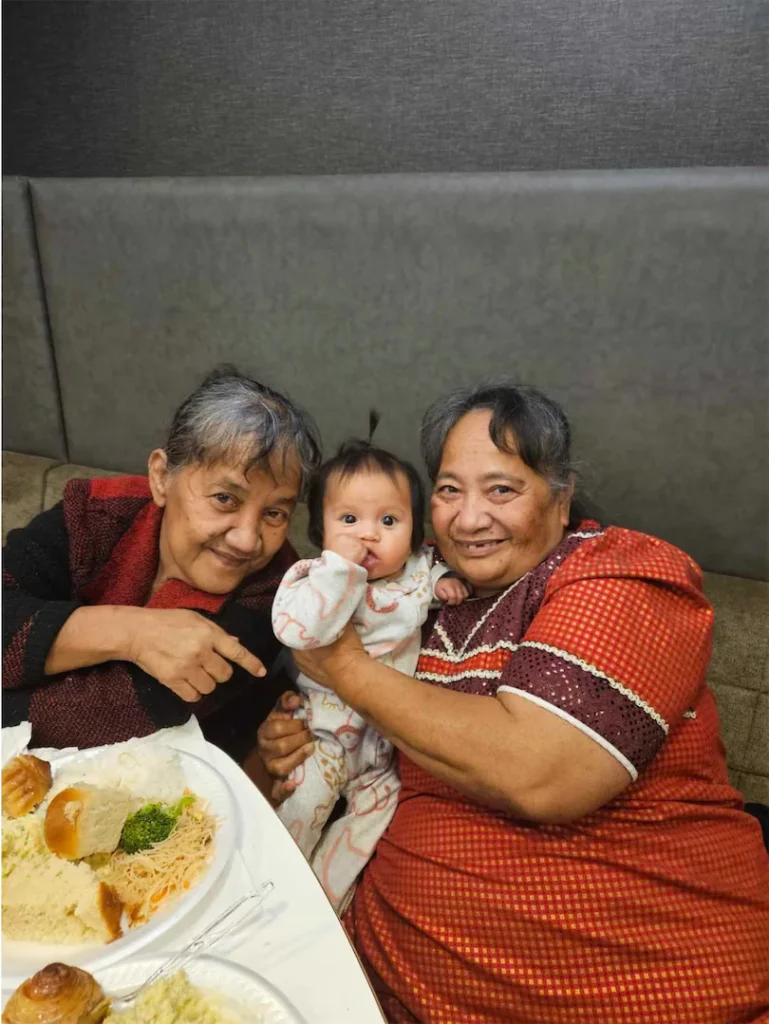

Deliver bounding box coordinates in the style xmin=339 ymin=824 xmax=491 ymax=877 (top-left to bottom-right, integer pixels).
xmin=272 ymin=433 xmax=468 ymax=912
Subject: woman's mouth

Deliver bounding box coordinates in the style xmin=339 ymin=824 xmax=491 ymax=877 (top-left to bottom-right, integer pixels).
xmin=454 ymin=539 xmax=507 ymax=556
xmin=210 ymin=549 xmax=250 ymax=568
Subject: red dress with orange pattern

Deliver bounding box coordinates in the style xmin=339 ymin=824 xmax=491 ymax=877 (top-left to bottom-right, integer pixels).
xmin=345 ymin=524 xmax=769 ymax=1024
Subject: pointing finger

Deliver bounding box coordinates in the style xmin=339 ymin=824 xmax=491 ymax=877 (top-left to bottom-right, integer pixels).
xmin=215 ymin=633 xmax=267 ymax=677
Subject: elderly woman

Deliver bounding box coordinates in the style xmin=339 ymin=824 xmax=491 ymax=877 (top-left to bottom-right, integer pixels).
xmin=260 ymin=382 xmax=769 ymax=1024
xmin=2 ymin=367 xmax=320 ymax=756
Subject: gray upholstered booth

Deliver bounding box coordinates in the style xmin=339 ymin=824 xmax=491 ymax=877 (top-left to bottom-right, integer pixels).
xmin=2 ymin=169 xmax=768 ymax=799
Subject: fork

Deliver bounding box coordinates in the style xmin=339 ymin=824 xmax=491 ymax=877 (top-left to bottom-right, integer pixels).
xmin=108 ymin=880 xmax=275 ymax=1012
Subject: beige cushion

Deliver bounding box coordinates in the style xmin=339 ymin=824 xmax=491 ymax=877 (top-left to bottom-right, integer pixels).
xmin=3 ymin=451 xmax=768 ymax=802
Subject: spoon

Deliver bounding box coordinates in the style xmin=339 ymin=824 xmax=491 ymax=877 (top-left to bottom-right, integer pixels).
xmin=109 ymin=880 xmax=275 ymax=1012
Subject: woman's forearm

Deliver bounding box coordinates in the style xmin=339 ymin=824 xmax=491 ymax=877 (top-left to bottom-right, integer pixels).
xmin=44 ymin=605 xmax=143 ymax=674
xmin=331 ymin=653 xmax=631 ymax=823
xmin=334 ymin=654 xmax=539 ymax=814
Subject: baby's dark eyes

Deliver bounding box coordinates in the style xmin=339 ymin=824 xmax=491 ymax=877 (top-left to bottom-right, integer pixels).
xmin=342 ymin=514 xmax=357 ymax=524
xmin=382 ymin=515 xmax=396 ymax=527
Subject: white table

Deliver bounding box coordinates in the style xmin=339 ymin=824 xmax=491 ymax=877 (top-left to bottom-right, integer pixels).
xmin=135 ymin=741 xmax=385 ymax=1023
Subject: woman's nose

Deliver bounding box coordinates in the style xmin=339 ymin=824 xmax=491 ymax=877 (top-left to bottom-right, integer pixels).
xmin=226 ymin=517 xmax=262 ymax=555
xmin=455 ymin=498 xmax=493 ymax=532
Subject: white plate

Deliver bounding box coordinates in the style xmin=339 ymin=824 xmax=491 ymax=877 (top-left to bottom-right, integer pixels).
xmin=2 ymin=746 xmax=239 ymax=989
xmin=1 ymin=954 xmax=305 ymax=1022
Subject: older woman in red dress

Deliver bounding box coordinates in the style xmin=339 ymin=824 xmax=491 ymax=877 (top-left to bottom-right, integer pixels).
xmin=260 ymin=382 xmax=769 ymax=1024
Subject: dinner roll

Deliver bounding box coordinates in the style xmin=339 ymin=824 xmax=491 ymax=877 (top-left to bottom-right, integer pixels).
xmin=44 ymin=785 xmax=132 ymax=860
xmin=1 ymin=963 xmax=109 ymax=1024
xmin=2 ymin=754 xmax=53 ymax=818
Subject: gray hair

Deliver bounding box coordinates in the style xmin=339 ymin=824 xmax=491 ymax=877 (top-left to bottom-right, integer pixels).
xmin=421 ymin=379 xmax=586 ymax=524
xmin=164 ymin=366 xmax=321 ymax=493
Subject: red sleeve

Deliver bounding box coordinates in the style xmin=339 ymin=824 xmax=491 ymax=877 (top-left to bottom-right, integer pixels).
xmin=496 ymin=528 xmax=714 ymax=779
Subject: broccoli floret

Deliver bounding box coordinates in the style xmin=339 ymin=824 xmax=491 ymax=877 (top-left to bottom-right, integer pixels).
xmin=119 ymin=795 xmax=197 ymax=854
xmin=119 ymin=803 xmax=176 ymax=854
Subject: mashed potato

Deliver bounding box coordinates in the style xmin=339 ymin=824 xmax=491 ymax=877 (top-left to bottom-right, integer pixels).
xmin=105 ymin=971 xmax=249 ymax=1023
xmin=2 ymin=814 xmax=119 ymax=944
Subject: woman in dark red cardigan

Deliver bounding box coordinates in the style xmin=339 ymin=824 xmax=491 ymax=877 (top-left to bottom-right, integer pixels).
xmin=2 ymin=367 xmax=320 ymax=761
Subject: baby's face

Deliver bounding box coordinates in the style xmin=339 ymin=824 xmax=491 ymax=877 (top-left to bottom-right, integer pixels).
xmin=323 ymin=468 xmax=414 ymax=580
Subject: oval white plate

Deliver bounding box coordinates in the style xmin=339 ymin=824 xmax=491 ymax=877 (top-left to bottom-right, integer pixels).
xmin=2 ymin=746 xmax=239 ymax=989
xmin=3 ymin=955 xmax=305 ymax=1023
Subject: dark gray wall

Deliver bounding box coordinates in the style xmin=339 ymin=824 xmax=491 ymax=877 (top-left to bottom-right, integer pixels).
xmin=4 ymin=0 xmax=768 ymax=178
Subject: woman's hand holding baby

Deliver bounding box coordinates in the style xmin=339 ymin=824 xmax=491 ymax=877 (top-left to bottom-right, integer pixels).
xmin=435 ymin=577 xmax=470 ymax=606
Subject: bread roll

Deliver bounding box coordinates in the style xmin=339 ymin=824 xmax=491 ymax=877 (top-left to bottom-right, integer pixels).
xmin=2 ymin=754 xmax=53 ymax=818
xmin=44 ymin=785 xmax=132 ymax=860
xmin=1 ymin=963 xmax=109 ymax=1024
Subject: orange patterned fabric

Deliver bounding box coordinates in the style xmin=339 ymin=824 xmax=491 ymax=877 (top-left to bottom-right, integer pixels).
xmin=347 ymin=525 xmax=769 ymax=1023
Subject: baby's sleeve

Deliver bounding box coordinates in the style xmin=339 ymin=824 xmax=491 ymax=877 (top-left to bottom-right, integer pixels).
xmin=271 ymin=551 xmax=368 ymax=650
xmin=424 ymin=546 xmax=453 ymax=596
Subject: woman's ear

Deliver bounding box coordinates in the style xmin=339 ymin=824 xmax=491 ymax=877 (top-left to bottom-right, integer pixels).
xmin=559 ymin=474 xmax=576 ymax=528
xmin=147 ymin=449 xmax=170 ymax=507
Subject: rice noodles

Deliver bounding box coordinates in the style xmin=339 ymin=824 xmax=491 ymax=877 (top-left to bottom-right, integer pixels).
xmin=99 ymin=801 xmax=216 ymax=925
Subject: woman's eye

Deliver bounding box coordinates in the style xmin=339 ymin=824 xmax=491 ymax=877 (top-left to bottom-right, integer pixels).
xmin=436 ymin=485 xmax=459 ymax=495
xmin=382 ymin=515 xmax=396 ymax=527
xmin=265 ymin=509 xmax=288 ymax=522
xmin=492 ymin=486 xmax=514 ymax=496
xmin=213 ymin=493 xmax=236 ymax=508
xmin=342 ymin=514 xmax=357 ymax=524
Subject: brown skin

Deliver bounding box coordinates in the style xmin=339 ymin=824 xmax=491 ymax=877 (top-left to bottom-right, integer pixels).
xmin=46 ymin=450 xmax=302 ymax=704
xmin=259 ymin=410 xmax=630 ymax=822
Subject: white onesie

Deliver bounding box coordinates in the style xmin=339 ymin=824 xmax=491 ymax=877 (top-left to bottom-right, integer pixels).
xmin=271 ymin=545 xmax=448 ymax=911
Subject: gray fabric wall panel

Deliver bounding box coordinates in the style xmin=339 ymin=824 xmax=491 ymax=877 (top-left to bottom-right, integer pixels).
xmin=1 ymin=179 xmax=66 ymax=460
xmin=30 ymin=171 xmax=768 ymax=579
xmin=4 ymin=0 xmax=768 ymax=178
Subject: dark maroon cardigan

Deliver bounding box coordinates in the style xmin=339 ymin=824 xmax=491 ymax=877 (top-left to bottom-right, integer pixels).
xmin=2 ymin=475 xmax=296 ymax=756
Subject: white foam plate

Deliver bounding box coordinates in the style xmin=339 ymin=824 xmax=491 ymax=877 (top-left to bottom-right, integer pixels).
xmin=1 ymin=954 xmax=305 ymax=1022
xmin=2 ymin=746 xmax=239 ymax=989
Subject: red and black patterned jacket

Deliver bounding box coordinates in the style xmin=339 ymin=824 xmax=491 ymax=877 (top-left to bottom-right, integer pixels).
xmin=2 ymin=476 xmax=296 ymax=756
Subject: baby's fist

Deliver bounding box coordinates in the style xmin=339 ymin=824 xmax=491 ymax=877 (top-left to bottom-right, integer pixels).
xmin=328 ymin=535 xmax=369 ymax=566
xmin=435 ymin=576 xmax=470 ymax=606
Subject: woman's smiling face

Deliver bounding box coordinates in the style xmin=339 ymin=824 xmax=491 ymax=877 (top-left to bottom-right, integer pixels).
xmin=148 ymin=448 xmax=301 ymax=594
xmin=430 ymin=409 xmax=572 ymax=594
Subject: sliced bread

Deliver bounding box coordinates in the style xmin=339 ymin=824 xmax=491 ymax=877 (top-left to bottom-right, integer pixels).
xmin=44 ymin=785 xmax=132 ymax=860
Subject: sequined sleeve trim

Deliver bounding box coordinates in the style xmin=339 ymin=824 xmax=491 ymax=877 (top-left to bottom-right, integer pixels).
xmin=496 ymin=643 xmax=668 ymax=775
xmin=497 ymin=685 xmax=638 ymax=781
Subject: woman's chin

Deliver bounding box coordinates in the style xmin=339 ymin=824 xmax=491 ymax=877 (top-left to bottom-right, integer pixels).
xmin=188 ymin=565 xmax=249 ymax=595
xmin=454 ymin=553 xmax=520 ymax=590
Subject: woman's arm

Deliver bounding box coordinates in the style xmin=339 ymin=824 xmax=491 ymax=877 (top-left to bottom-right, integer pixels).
xmin=4 ymin=504 xmax=87 ymax=688
xmin=3 ymin=504 xmax=265 ymax=701
xmin=293 ymin=629 xmax=630 ymax=824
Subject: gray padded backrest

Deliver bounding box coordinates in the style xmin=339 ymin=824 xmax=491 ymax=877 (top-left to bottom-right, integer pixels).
xmin=2 ymin=178 xmax=66 ymax=460
xmin=30 ymin=171 xmax=769 ymax=579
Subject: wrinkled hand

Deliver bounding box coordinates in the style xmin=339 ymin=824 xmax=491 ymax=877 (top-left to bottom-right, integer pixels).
xmin=326 ymin=535 xmax=368 ymax=566
xmin=292 ymin=622 xmax=366 ymax=693
xmin=434 ymin=576 xmax=471 ymax=606
xmin=126 ymin=608 xmax=266 ymax=703
xmin=256 ymin=692 xmax=314 ymax=805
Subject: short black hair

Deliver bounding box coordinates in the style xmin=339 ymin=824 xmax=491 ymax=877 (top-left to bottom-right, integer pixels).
xmin=420 ymin=379 xmax=588 ymax=528
xmin=307 ymin=439 xmax=425 ymax=553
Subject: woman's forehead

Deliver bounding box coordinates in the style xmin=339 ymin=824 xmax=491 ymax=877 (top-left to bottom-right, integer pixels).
xmin=196 ymin=454 xmax=302 ymax=496
xmin=439 ymin=411 xmax=520 ymax=471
